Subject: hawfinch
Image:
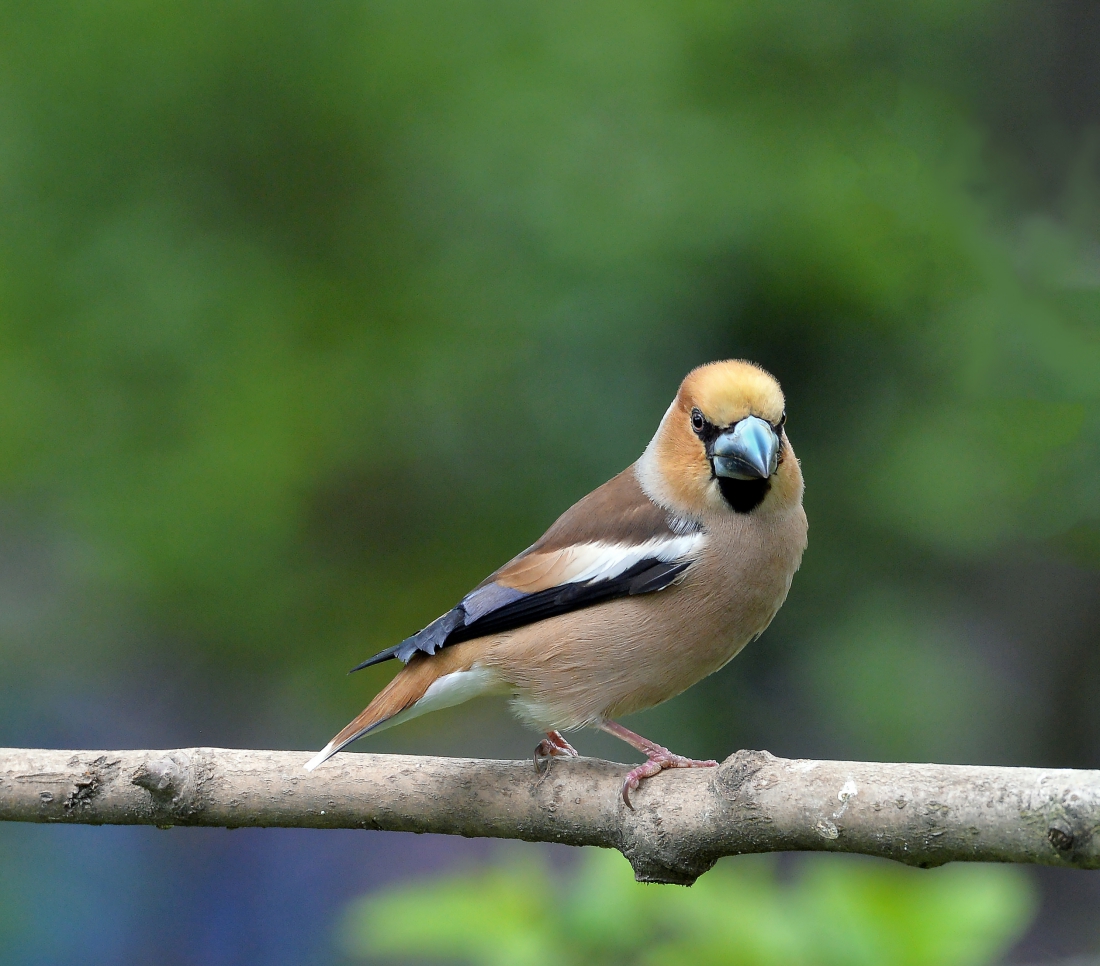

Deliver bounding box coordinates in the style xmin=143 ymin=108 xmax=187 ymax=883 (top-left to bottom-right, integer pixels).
xmin=307 ymin=360 xmax=807 ymax=805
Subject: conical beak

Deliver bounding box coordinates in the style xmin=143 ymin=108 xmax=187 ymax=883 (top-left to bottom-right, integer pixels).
xmin=710 ymin=415 xmax=779 ymax=480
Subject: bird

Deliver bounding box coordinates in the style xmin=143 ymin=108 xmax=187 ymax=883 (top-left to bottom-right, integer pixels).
xmin=306 ymin=359 xmax=807 ymax=806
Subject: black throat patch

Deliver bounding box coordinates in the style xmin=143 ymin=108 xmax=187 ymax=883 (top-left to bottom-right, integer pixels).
xmin=716 ymin=476 xmax=770 ymax=513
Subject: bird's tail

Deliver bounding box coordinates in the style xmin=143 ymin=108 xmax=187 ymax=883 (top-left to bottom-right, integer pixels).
xmin=304 ymin=648 xmax=492 ymax=771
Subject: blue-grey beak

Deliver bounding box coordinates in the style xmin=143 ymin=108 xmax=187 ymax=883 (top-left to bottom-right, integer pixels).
xmin=710 ymin=415 xmax=779 ymax=480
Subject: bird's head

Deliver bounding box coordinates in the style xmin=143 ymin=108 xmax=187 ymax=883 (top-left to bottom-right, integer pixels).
xmin=637 ymin=360 xmax=803 ymax=517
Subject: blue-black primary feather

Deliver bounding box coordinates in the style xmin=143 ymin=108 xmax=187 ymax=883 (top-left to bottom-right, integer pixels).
xmin=349 ymin=557 xmax=691 ymax=672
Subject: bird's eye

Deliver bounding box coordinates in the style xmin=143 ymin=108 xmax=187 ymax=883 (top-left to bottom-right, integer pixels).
xmin=690 ymin=409 xmax=706 ymax=433
xmin=776 ymin=412 xmax=786 ymax=432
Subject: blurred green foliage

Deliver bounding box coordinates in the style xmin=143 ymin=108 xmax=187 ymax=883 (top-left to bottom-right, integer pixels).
xmin=0 ymin=2 xmax=1097 ymax=963
xmin=0 ymin=1 xmax=1097 ymax=756
xmin=343 ymin=849 xmax=1035 ymax=966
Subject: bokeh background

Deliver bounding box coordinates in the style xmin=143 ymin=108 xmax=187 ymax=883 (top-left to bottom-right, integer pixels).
xmin=0 ymin=1 xmax=1098 ymax=964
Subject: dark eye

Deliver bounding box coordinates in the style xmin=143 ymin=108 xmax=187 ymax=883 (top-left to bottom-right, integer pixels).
xmin=776 ymin=412 xmax=786 ymax=432
xmin=690 ymin=409 xmax=706 ymax=433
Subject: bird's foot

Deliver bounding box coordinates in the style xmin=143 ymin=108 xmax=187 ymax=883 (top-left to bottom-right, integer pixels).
xmin=533 ymin=730 xmax=579 ymax=778
xmin=620 ymin=748 xmax=718 ymax=808
xmin=597 ymin=720 xmax=717 ymax=809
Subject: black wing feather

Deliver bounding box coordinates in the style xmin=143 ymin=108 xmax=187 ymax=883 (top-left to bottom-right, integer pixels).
xmin=350 ymin=558 xmax=691 ymax=671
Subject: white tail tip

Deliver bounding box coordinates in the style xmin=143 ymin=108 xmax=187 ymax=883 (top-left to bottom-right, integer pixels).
xmin=304 ymin=744 xmax=335 ymax=772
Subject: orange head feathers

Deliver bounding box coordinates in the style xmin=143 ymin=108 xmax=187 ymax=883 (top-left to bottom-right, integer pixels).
xmin=636 ymin=360 xmax=802 ymax=518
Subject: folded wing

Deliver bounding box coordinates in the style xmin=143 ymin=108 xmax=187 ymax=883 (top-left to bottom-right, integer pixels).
xmin=352 ymin=467 xmax=705 ymax=671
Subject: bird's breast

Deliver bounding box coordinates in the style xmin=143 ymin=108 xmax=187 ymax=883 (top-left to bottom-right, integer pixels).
xmin=662 ymin=509 xmax=804 ymax=669
xmin=485 ymin=503 xmax=807 ymax=729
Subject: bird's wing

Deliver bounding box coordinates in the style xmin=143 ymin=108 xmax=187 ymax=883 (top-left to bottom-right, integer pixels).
xmin=352 ymin=466 xmax=705 ymax=670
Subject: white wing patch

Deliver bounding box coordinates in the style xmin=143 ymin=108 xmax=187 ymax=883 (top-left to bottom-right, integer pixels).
xmin=496 ymin=532 xmax=706 ymax=593
xmin=562 ymin=534 xmax=705 ymax=585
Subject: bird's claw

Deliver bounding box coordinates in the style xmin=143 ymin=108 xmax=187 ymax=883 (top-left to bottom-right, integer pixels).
xmin=533 ymin=731 xmax=579 ymax=783
xmin=620 ymin=752 xmax=719 ymax=809
xmin=533 ymin=741 xmax=554 ymax=777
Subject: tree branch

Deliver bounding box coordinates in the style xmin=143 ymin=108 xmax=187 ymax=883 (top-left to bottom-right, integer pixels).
xmin=1 ymin=747 xmax=1097 ymax=885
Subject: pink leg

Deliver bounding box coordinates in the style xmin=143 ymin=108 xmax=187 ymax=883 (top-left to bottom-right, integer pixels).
xmin=533 ymin=730 xmax=579 ymax=774
xmin=599 ymin=720 xmax=717 ymax=809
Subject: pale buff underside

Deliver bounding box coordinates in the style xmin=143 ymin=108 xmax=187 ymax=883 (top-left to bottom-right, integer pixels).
xmin=451 ymin=496 xmax=807 ymax=731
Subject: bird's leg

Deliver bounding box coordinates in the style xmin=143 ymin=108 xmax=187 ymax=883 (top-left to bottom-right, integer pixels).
xmin=598 ymin=720 xmax=718 ymax=809
xmin=533 ymin=730 xmax=580 ymax=776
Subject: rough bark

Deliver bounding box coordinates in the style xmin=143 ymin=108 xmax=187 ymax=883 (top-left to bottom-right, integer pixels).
xmin=1 ymin=747 xmax=1097 ymax=885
